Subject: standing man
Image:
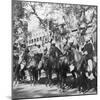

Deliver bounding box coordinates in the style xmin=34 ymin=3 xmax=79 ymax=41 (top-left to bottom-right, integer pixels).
xmin=82 ymin=35 xmax=94 ymax=79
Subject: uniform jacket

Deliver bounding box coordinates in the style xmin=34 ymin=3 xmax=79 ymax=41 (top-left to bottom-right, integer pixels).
xmin=82 ymin=42 xmax=93 ymax=60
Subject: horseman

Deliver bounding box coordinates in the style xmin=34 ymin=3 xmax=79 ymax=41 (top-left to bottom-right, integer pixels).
xmin=43 ymin=47 xmax=48 ymax=58
xmin=81 ymin=35 xmax=94 ymax=79
xmin=23 ymin=47 xmax=30 ymax=68
xmin=48 ymin=40 xmax=63 ymax=81
xmin=67 ymin=37 xmax=75 ymax=65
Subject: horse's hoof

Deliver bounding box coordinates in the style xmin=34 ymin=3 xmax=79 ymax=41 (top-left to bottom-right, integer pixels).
xmin=84 ymin=89 xmax=89 ymax=93
xmin=59 ymin=89 xmax=62 ymax=92
xmin=46 ymin=84 xmax=48 ymax=87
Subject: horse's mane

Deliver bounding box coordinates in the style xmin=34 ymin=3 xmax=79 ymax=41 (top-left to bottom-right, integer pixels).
xmin=71 ymin=47 xmax=82 ymax=62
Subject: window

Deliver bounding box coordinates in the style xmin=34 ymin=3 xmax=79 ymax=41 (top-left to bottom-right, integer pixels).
xmin=29 ymin=39 xmax=33 ymax=44
xmin=45 ymin=37 xmax=49 ymax=43
xmin=37 ymin=38 xmax=39 ymax=41
xmin=31 ymin=39 xmax=33 ymax=43
xmin=29 ymin=40 xmax=31 ymax=44
xmin=34 ymin=39 xmax=36 ymax=42
xmin=26 ymin=41 xmax=28 ymax=43
xmin=40 ymin=37 xmax=42 ymax=40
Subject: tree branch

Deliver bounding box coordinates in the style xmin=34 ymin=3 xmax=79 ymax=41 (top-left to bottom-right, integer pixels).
xmin=29 ymin=3 xmax=46 ymax=29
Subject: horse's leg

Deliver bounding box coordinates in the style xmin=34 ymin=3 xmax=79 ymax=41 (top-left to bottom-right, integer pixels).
xmin=93 ymin=65 xmax=97 ymax=91
xmin=79 ymin=63 xmax=88 ymax=92
xmin=13 ymin=76 xmax=18 ymax=87
xmin=15 ymin=74 xmax=20 ymax=87
xmin=59 ymin=74 xmax=63 ymax=92
xmin=29 ymin=70 xmax=33 ymax=86
xmin=57 ymin=69 xmax=61 ymax=88
xmin=72 ymin=70 xmax=77 ymax=80
xmin=48 ymin=69 xmax=52 ymax=86
xmin=33 ymin=70 xmax=35 ymax=85
xmin=82 ymin=73 xmax=89 ymax=93
xmin=13 ymin=72 xmax=17 ymax=87
xmin=59 ymin=70 xmax=66 ymax=92
xmin=29 ymin=72 xmax=32 ymax=86
xmin=19 ymin=71 xmax=22 ymax=83
xmin=35 ymin=69 xmax=38 ymax=84
xmin=22 ymin=69 xmax=26 ymax=83
xmin=57 ymin=63 xmax=62 ymax=89
xmin=59 ymin=72 xmax=63 ymax=92
xmin=38 ymin=69 xmax=41 ymax=81
xmin=16 ymin=70 xmax=22 ymax=85
xmin=14 ymin=79 xmax=17 ymax=87
xmin=45 ymin=69 xmax=49 ymax=86
xmin=30 ymin=75 xmax=32 ymax=86
xmin=37 ymin=70 xmax=39 ymax=81
xmin=45 ymin=71 xmax=48 ymax=86
xmin=78 ymin=73 xmax=83 ymax=92
xmin=57 ymin=70 xmax=59 ymax=82
xmin=63 ymin=70 xmax=67 ymax=89
xmin=61 ymin=67 xmax=67 ymax=92
xmin=21 ymin=70 xmax=24 ymax=83
xmin=71 ymin=68 xmax=78 ymax=89
xmin=79 ymin=81 xmax=82 ymax=92
xmin=32 ymin=68 xmax=37 ymax=85
xmin=94 ymin=75 xmax=97 ymax=91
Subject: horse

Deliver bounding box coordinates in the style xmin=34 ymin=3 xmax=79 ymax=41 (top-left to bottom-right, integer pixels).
xmin=57 ymin=55 xmax=69 ymax=91
xmin=57 ymin=50 xmax=82 ymax=92
xmin=37 ymin=54 xmax=54 ymax=86
xmin=13 ymin=54 xmax=23 ymax=86
xmin=19 ymin=62 xmax=26 ymax=83
xmin=27 ymin=53 xmax=42 ymax=85
xmin=37 ymin=52 xmax=63 ymax=87
xmin=13 ymin=59 xmax=27 ymax=86
xmin=71 ymin=47 xmax=96 ymax=92
xmin=49 ymin=50 xmax=65 ymax=86
xmin=13 ymin=63 xmax=21 ymax=87
xmin=38 ymin=55 xmax=49 ymax=80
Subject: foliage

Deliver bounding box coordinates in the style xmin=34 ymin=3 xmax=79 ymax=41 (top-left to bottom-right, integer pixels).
xmin=12 ymin=1 xmax=97 ymax=64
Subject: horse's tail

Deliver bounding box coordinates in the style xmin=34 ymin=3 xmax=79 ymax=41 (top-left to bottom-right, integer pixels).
xmin=38 ymin=60 xmax=43 ymax=69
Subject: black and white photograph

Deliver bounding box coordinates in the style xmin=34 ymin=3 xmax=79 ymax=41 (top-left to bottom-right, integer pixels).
xmin=12 ymin=0 xmax=97 ymax=99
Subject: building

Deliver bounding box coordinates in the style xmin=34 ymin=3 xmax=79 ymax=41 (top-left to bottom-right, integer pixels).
xmin=27 ymin=29 xmax=51 ymax=54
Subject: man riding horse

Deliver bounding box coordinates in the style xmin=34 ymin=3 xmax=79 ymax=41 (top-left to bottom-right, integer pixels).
xmin=46 ymin=40 xmax=63 ymax=84
xmin=49 ymin=40 xmax=63 ymax=65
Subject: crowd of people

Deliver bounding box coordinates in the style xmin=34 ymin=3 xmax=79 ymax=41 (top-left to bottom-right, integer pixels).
xmin=13 ymin=28 xmax=97 ymax=93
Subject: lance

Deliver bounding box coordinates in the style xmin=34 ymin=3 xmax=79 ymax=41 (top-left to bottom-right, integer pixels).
xmin=55 ymin=23 xmax=92 ymax=34
xmin=71 ymin=25 xmax=92 ymax=32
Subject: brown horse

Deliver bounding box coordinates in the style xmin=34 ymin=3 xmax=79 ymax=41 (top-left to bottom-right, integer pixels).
xmin=71 ymin=47 xmax=84 ymax=71
xmin=72 ymin=47 xmax=96 ymax=74
xmin=71 ymin=47 xmax=97 ymax=92
xmin=27 ymin=53 xmax=42 ymax=85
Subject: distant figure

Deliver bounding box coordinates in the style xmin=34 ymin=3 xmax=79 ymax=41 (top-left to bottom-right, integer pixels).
xmin=82 ymin=36 xmax=94 ymax=61
xmin=67 ymin=38 xmax=75 ymax=65
xmin=49 ymin=41 xmax=63 ymax=59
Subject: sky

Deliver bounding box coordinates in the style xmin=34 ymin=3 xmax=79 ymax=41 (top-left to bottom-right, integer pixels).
xmin=25 ymin=2 xmax=96 ymax=37
xmin=27 ymin=3 xmax=66 ymax=32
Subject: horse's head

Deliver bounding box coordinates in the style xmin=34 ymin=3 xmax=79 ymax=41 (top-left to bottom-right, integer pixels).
xmin=59 ymin=56 xmax=69 ymax=65
xmin=71 ymin=47 xmax=82 ymax=63
xmin=71 ymin=46 xmax=76 ymax=52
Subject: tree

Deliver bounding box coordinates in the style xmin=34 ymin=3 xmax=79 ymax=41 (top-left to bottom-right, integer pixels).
xmin=13 ymin=1 xmax=29 ymax=66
